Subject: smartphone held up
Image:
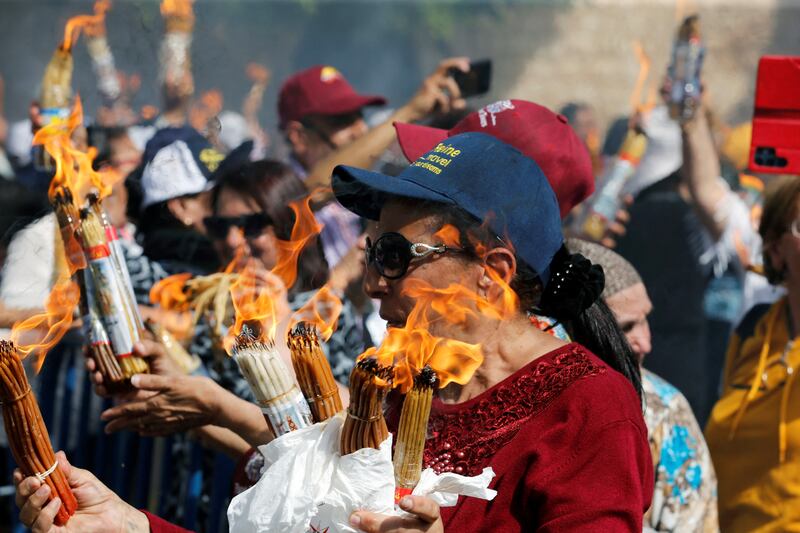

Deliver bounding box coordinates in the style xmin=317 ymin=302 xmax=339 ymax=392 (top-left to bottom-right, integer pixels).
xmin=449 ymin=59 xmax=492 ymax=98
xmin=748 ymin=55 xmax=800 ymax=176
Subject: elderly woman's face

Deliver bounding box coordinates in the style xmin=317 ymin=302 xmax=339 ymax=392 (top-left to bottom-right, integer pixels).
xmin=365 ymin=200 xmax=483 ymax=338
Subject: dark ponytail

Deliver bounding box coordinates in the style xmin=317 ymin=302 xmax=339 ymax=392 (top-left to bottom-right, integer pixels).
xmin=538 ymin=246 xmax=642 ymax=399
xmin=417 ymin=200 xmax=642 ymax=400
xmin=565 ymin=299 xmax=642 ymax=399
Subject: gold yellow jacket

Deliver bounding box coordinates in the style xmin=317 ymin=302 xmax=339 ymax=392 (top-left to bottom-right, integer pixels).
xmin=706 ymin=298 xmax=800 ymax=532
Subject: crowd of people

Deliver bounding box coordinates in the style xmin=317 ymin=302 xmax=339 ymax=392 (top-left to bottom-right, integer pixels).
xmin=0 ymin=5 xmax=798 ymax=533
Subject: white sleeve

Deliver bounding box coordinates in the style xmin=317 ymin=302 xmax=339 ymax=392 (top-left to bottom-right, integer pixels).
xmin=692 ymin=178 xmax=761 ymax=278
xmin=0 ymin=214 xmax=56 ymax=309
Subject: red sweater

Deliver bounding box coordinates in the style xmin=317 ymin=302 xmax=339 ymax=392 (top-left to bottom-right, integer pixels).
xmin=148 ymin=343 xmax=652 ymax=532
xmin=415 ymin=343 xmax=653 ymax=532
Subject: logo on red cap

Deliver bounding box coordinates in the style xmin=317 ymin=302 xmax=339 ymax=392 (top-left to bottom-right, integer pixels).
xmin=319 ymin=66 xmax=341 ymax=83
xmin=478 ymin=100 xmax=515 ymax=127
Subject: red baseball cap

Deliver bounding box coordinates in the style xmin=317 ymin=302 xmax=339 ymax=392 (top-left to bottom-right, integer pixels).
xmin=394 ymin=99 xmax=594 ymax=218
xmin=278 ymin=65 xmax=387 ymax=127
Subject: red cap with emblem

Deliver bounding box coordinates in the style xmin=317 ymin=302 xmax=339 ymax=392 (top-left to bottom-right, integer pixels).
xmin=394 ymin=99 xmax=595 ymax=218
xmin=278 ymin=65 xmax=387 ymax=127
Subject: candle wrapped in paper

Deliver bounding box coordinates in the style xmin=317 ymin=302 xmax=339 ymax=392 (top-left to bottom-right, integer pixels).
xmin=232 ymin=324 xmax=312 ymax=437
xmin=76 ymin=205 xmax=148 ymax=378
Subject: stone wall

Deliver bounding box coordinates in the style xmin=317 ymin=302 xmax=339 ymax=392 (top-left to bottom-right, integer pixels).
xmin=505 ymin=0 xmax=800 ymax=129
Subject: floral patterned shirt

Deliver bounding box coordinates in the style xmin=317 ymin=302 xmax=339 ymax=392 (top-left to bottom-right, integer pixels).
xmin=643 ymin=369 xmax=719 ymax=532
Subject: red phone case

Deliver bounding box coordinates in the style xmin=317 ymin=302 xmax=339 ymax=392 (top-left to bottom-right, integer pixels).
xmin=749 ymin=56 xmax=800 ymax=175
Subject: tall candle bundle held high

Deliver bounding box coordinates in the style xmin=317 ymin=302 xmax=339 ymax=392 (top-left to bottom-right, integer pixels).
xmin=232 ymin=324 xmax=312 ymax=437
xmin=287 ymin=322 xmax=342 ymax=423
xmin=53 ymin=188 xmax=127 ymax=391
xmin=0 ymin=341 xmax=77 ymax=526
xmin=75 ymin=204 xmax=148 ymax=378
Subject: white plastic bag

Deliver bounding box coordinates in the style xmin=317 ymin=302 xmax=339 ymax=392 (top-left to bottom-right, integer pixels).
xmin=227 ymin=412 xmax=496 ymax=533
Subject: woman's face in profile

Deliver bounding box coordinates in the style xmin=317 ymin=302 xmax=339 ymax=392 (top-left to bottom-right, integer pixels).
xmin=213 ymin=186 xmax=279 ymax=270
xmin=364 ymin=200 xmax=484 ymax=340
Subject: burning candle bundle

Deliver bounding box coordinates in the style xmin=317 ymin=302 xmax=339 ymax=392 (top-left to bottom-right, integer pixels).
xmin=0 ymin=341 xmax=78 ymax=526
xmin=83 ymin=1 xmax=119 ymax=104
xmin=393 ymin=366 xmax=438 ymax=497
xmin=160 ymin=0 xmax=195 ymax=98
xmin=76 ymin=205 xmax=148 ymax=378
xmin=53 ymin=188 xmax=126 ymax=392
xmin=287 ymin=322 xmax=343 ymax=423
xmin=232 ymin=325 xmax=312 ymax=438
xmin=341 ymin=358 xmax=393 ymax=456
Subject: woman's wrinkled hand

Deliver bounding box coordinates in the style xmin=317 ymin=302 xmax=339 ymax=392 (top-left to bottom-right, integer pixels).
xmin=100 ymin=374 xmax=220 ymax=437
xmin=349 ymin=495 xmax=444 ymax=533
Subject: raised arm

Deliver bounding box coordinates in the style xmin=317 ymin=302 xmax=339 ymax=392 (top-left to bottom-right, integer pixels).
xmin=303 ymin=57 xmax=470 ymax=203
xmin=680 ymin=106 xmax=728 ymax=241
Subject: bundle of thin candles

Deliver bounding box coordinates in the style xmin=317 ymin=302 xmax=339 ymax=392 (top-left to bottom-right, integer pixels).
xmin=77 ymin=272 xmax=127 ymax=392
xmin=341 ymin=358 xmax=393 ymax=456
xmin=54 ymin=189 xmax=126 ymax=392
xmin=36 ymin=49 xmax=73 ymax=171
xmin=393 ymin=366 xmax=438 ymax=500
xmin=287 ymin=322 xmax=342 ymax=423
xmin=145 ymin=320 xmax=200 ymax=374
xmin=0 ymin=341 xmax=77 ymax=526
xmin=76 ymin=207 xmax=148 ymax=378
xmin=232 ymin=324 xmax=312 ymax=437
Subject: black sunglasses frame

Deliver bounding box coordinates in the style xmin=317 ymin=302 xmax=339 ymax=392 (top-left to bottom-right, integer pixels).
xmin=365 ymin=232 xmax=462 ymax=280
xmin=204 ymin=213 xmax=273 ymax=240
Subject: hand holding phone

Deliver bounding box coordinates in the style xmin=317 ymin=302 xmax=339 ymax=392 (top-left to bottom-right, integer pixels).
xmin=449 ymin=59 xmax=492 ymax=98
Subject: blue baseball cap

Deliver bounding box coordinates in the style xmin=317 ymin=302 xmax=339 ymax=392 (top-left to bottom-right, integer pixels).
xmin=332 ymin=132 xmax=563 ymax=286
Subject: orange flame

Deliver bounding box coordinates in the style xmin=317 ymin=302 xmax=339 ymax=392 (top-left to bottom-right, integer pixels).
xmin=62 ymin=1 xmax=111 ymax=51
xmin=149 ymin=273 xmax=193 ymax=311
xmin=10 ymin=277 xmax=80 ymax=371
xmin=224 ymin=196 xmax=323 ymax=350
xmin=629 ymin=40 xmax=652 ymax=114
xmin=359 ymin=223 xmax=525 ymax=392
xmin=362 ymin=278 xmax=484 ymax=394
xmin=35 ymin=97 xmax=121 ymax=205
xmin=160 ymin=0 xmax=194 ymax=19
xmin=433 ymin=224 xmax=461 ymax=248
xmin=226 ymin=260 xmax=288 ymax=352
xmin=8 ymin=99 xmax=111 ymax=369
xmin=288 ymin=286 xmax=343 ymax=342
xmin=272 ymin=194 xmax=324 ymax=289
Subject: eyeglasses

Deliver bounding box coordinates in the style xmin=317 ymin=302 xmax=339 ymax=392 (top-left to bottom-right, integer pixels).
xmin=204 ymin=213 xmax=272 ymax=240
xmin=364 ymin=232 xmax=462 ymax=280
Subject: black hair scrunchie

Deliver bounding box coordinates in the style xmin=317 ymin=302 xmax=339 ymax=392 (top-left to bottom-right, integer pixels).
xmin=539 ymin=247 xmax=605 ymax=322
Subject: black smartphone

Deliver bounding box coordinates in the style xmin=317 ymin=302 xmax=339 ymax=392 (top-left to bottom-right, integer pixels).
xmin=450 ymin=59 xmax=492 ymax=98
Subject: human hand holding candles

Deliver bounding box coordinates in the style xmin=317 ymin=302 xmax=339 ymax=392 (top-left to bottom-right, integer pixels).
xmin=13 ymin=451 xmax=150 ymax=533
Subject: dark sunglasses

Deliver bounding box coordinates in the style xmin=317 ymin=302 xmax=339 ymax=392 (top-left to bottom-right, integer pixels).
xmin=365 ymin=232 xmax=462 ymax=280
xmin=204 ymin=213 xmax=273 ymax=240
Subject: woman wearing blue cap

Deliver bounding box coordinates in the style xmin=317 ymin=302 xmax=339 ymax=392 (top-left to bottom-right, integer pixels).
xmin=14 ymin=133 xmax=652 ymax=533
xmin=336 ymin=132 xmax=652 ymax=532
